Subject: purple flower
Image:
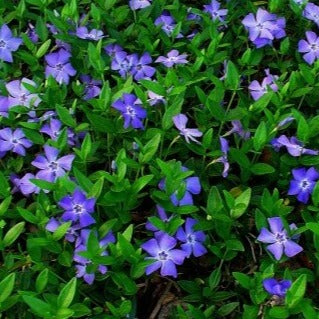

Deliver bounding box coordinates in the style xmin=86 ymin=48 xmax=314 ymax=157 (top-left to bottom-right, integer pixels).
xmin=0 ymin=96 xmax=9 ymax=117
xmin=0 ymin=24 xmax=23 ymax=63
xmin=129 ymin=0 xmax=152 ymax=10
xmin=288 ymin=167 xmax=319 ymax=204
xmin=46 ymin=217 xmax=81 ymax=243
xmin=56 ymin=40 xmax=71 ymax=52
xmin=155 ymin=50 xmax=188 ymax=68
xmin=224 ymin=120 xmax=250 ymax=140
xmin=146 ymin=206 xmax=173 ymax=232
xmin=31 ymin=145 xmax=75 ymax=182
xmin=203 ymin=0 xmax=228 ymax=23
xmin=131 ymin=53 xmax=155 ymax=81
xmin=242 ymin=9 xmax=286 ymax=48
xmin=45 ymin=49 xmax=76 ymax=85
xmin=104 ymin=44 xmax=124 ymax=57
xmin=154 ymin=12 xmax=183 ymax=38
xmin=298 ymin=31 xmax=319 ymax=65
xmin=303 ymin=3 xmax=319 ymax=27
xmin=80 ymin=75 xmax=102 ymax=100
xmin=40 ymin=119 xmax=75 ymax=146
xmin=173 ymin=113 xmax=202 ymax=144
xmin=215 ymin=137 xmax=230 ymax=178
xmin=147 ymin=90 xmax=166 ymax=106
xmin=263 ymin=278 xmax=292 ymax=297
xmin=0 ymin=128 xmax=32 ymax=156
xmin=176 ymin=218 xmax=207 ymax=258
xmin=112 ymin=93 xmax=147 ymax=129
xmin=59 ymin=189 xmax=96 ymax=228
xmin=249 ymin=69 xmax=278 ymax=101
xmin=141 ymin=232 xmax=187 ymax=278
xmin=75 ymin=26 xmax=104 ymax=41
xmin=6 ymin=78 xmax=41 ymax=108
xmin=277 ymin=116 xmax=294 ymax=129
xmin=271 ymin=135 xmax=318 ymax=157
xmin=159 ymin=167 xmax=201 ymax=206
xmin=26 ymin=23 xmax=38 ymax=43
xmin=111 ymin=51 xmax=135 ymax=78
xmin=11 ymin=173 xmax=40 ymax=196
xmin=257 ymin=217 xmax=303 ymax=260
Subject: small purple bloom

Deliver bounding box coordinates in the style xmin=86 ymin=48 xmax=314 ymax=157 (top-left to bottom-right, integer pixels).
xmin=215 ymin=137 xmax=230 ymax=178
xmin=45 ymin=49 xmax=76 ymax=85
xmin=31 ymin=145 xmax=75 ymax=182
xmin=0 ymin=96 xmax=9 ymax=117
xmin=131 ymin=53 xmax=155 ymax=81
xmin=40 ymin=119 xmax=75 ymax=146
xmin=112 ymin=93 xmax=147 ymax=129
xmin=0 ymin=24 xmax=23 ymax=63
xmin=80 ymin=75 xmax=102 ymax=100
xmin=224 ymin=120 xmax=250 ymax=140
xmin=154 ymin=12 xmax=183 ymax=38
xmin=104 ymin=44 xmax=124 ymax=57
xmin=203 ymin=0 xmax=228 ymax=23
xmin=249 ymin=69 xmax=278 ymax=101
xmin=173 ymin=113 xmax=202 ymax=144
xmin=111 ymin=51 xmax=135 ymax=78
xmin=46 ymin=217 xmax=81 ymax=243
xmin=176 ymin=218 xmax=207 ymax=258
xmin=146 ymin=206 xmax=173 ymax=232
xmin=288 ymin=167 xmax=319 ymax=204
xmin=155 ymin=50 xmax=188 ymax=68
xmin=0 ymin=128 xmax=32 ymax=156
xmin=75 ymin=26 xmax=104 ymax=41
xmin=141 ymin=232 xmax=187 ymax=278
xmin=257 ymin=217 xmax=303 ymax=260
xmin=263 ymin=278 xmax=292 ymax=297
xmin=129 ymin=0 xmax=152 ymax=10
xmin=59 ymin=189 xmax=96 ymax=228
xmin=26 ymin=23 xmax=38 ymax=43
xmin=12 ymin=173 xmax=40 ymax=196
xmin=298 ymin=31 xmax=319 ymax=65
xmin=56 ymin=40 xmax=71 ymax=52
xmin=6 ymin=78 xmax=41 ymax=108
xmin=271 ymin=135 xmax=318 ymax=157
xmin=303 ymin=3 xmax=319 ymax=27
xmin=147 ymin=90 xmax=166 ymax=106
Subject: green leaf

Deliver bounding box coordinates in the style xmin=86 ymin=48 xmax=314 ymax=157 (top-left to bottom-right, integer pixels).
xmin=80 ymin=133 xmax=92 ymax=161
xmin=0 ymin=273 xmax=15 ymax=303
xmin=3 ymin=222 xmax=25 ymax=247
xmin=36 ymin=39 xmax=51 ymax=58
xmin=250 ymin=163 xmax=275 ymax=175
xmin=253 ymin=121 xmax=267 ymax=151
xmin=57 ymin=278 xmax=77 ymax=309
xmin=230 ymin=188 xmax=251 ymax=219
xmin=140 ymin=80 xmax=166 ymax=96
xmin=131 ymin=175 xmax=154 ymax=193
xmin=22 ymin=295 xmax=52 ymax=317
xmin=286 ymin=274 xmax=307 ymax=309
xmin=140 ymin=133 xmax=161 ymax=163
xmin=36 ymin=268 xmax=49 ymax=293
xmin=0 ymin=196 xmax=12 ymax=217
xmin=53 ymin=221 xmax=72 ymax=241
xmin=207 ymin=186 xmax=224 ymax=215
xmin=88 ymin=177 xmax=104 ymax=199
xmin=56 ymin=105 xmax=76 ymax=128
xmin=209 ymin=269 xmax=221 ymax=290
xmin=225 ymin=61 xmax=239 ymax=90
xmin=269 ymin=307 xmax=289 ymax=318
xmin=233 ymin=272 xmax=251 ymax=289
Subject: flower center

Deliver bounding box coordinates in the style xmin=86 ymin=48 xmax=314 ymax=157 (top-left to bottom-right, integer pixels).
xmin=256 ymin=23 xmax=264 ymax=30
xmin=73 ymin=204 xmax=83 ymax=214
xmin=48 ymin=161 xmax=58 ymax=171
xmin=275 ymin=232 xmax=287 ymax=243
xmin=56 ymin=63 xmax=64 ymax=71
xmin=158 ymin=251 xmax=168 ymax=260
xmin=187 ymin=234 xmax=195 ymax=244
xmin=20 ymin=93 xmax=28 ymax=103
xmin=311 ymin=43 xmax=319 ymax=51
xmin=300 ymin=179 xmax=310 ymax=190
xmin=126 ymin=106 xmax=136 ymax=117
xmin=12 ymin=138 xmax=18 ymax=144
xmin=0 ymin=40 xmax=6 ymax=48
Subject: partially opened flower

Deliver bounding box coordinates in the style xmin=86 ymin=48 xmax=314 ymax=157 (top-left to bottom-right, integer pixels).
xmin=257 ymin=217 xmax=303 ymax=260
xmin=176 ymin=218 xmax=207 ymax=258
xmin=263 ymin=278 xmax=292 ymax=297
xmin=154 ymin=12 xmax=183 ymax=38
xmin=146 ymin=206 xmax=174 ymax=232
xmin=249 ymin=69 xmax=278 ymax=101
xmin=147 ymin=90 xmax=166 ymax=106
xmin=288 ymin=167 xmax=319 ymax=204
xmin=75 ymin=26 xmax=104 ymax=41
xmin=0 ymin=24 xmax=23 ymax=63
xmin=224 ymin=120 xmax=250 ymax=140
xmin=45 ymin=49 xmax=76 ymax=84
xmin=59 ymin=189 xmax=96 ymax=228
xmin=0 ymin=128 xmax=32 ymax=156
xmin=141 ymin=232 xmax=187 ymax=278
xmin=302 ymin=3 xmax=319 ymax=27
xmin=80 ymin=75 xmax=102 ymax=100
xmin=156 ymin=50 xmax=188 ymax=68
xmin=31 ymin=145 xmax=75 ymax=182
xmin=129 ymin=0 xmax=152 ymax=10
xmin=12 ymin=173 xmax=40 ymax=196
xmin=173 ymin=113 xmax=202 ymax=144
xmin=215 ymin=137 xmax=230 ymax=178
xmin=298 ymin=31 xmax=319 ymax=65
xmin=203 ymin=0 xmax=228 ymax=23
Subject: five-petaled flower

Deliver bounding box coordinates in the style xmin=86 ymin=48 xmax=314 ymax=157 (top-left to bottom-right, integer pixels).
xmin=203 ymin=0 xmax=228 ymax=23
xmin=141 ymin=232 xmax=187 ymax=278
xmin=0 ymin=128 xmax=32 ymax=156
xmin=0 ymin=24 xmax=22 ymax=63
xmin=75 ymin=26 xmax=104 ymax=41
xmin=263 ymin=278 xmax=292 ymax=297
xmin=298 ymin=31 xmax=319 ymax=65
xmin=173 ymin=113 xmax=202 ymax=144
xmin=129 ymin=0 xmax=152 ymax=10
xmin=156 ymin=50 xmax=188 ymax=68
xmin=257 ymin=217 xmax=303 ymax=260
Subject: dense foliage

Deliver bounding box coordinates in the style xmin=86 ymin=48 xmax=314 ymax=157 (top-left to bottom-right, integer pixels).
xmin=1 ymin=0 xmax=319 ymax=318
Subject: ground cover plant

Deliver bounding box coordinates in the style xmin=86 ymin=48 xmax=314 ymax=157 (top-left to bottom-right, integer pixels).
xmin=1 ymin=0 xmax=319 ymax=318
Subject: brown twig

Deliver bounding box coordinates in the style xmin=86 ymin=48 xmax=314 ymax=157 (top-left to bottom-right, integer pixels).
xmin=149 ymin=282 xmax=173 ymax=319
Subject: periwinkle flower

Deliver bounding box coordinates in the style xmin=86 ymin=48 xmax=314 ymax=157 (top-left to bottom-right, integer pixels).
xmin=80 ymin=75 xmax=102 ymax=100
xmin=224 ymin=120 xmax=250 ymax=140
xmin=59 ymin=189 xmax=96 ymax=228
xmin=249 ymin=69 xmax=278 ymax=101
xmin=6 ymin=78 xmax=41 ymax=108
xmin=45 ymin=49 xmax=76 ymax=85
xmin=40 ymin=119 xmax=76 ymax=146
xmin=0 ymin=24 xmax=23 ymax=63
xmin=147 ymin=90 xmax=166 ymax=106
xmin=112 ymin=93 xmax=147 ymax=129
xmin=129 ymin=0 xmax=152 ymax=10
xmin=173 ymin=113 xmax=202 ymax=144
xmin=131 ymin=53 xmax=155 ymax=81
xmin=215 ymin=137 xmax=230 ymax=178
xmin=242 ymin=9 xmax=286 ymax=48
xmin=263 ymin=278 xmax=292 ymax=297
xmin=176 ymin=218 xmax=207 ymax=258
xmin=75 ymin=26 xmax=104 ymax=41
xmin=0 ymin=128 xmax=32 ymax=156
xmin=11 ymin=173 xmax=40 ymax=196
xmin=146 ymin=206 xmax=173 ymax=232
xmin=271 ymin=135 xmax=318 ymax=156
xmin=257 ymin=217 xmax=303 ymax=260
xmin=26 ymin=23 xmax=38 ymax=43
xmin=288 ymin=167 xmax=319 ymax=204
xmin=141 ymin=232 xmax=187 ymax=278
xmin=104 ymin=44 xmax=124 ymax=57
xmin=298 ymin=31 xmax=319 ymax=65
xmin=0 ymin=96 xmax=9 ymax=117
xmin=31 ymin=145 xmax=75 ymax=182
xmin=46 ymin=217 xmax=81 ymax=242
xmin=111 ymin=51 xmax=134 ymax=78
xmin=155 ymin=50 xmax=188 ymax=67
xmin=154 ymin=12 xmax=183 ymax=38
xmin=302 ymin=3 xmax=319 ymax=26
xmin=203 ymin=0 xmax=228 ymax=23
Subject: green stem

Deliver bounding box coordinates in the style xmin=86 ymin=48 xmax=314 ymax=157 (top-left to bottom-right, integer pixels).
xmin=218 ymin=91 xmax=236 ymax=136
